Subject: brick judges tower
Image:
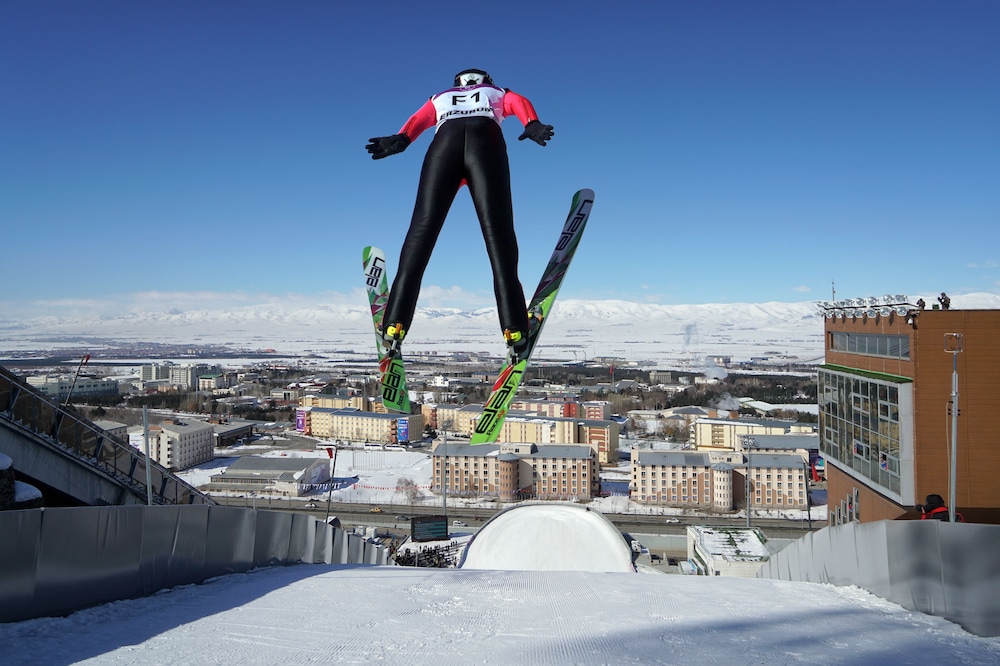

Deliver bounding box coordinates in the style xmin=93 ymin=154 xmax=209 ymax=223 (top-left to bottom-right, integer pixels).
xmin=817 ymin=295 xmax=1000 ymax=524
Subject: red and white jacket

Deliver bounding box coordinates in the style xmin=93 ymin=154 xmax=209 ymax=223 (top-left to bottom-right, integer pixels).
xmin=398 ymin=84 xmax=540 ymax=140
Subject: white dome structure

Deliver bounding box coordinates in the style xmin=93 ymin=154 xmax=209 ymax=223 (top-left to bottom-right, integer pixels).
xmin=459 ymin=503 xmax=636 ymax=573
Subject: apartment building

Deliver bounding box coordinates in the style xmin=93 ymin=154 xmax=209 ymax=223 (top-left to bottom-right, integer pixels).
xmin=136 ymin=363 xmax=223 ymax=390
xmin=497 ymin=415 xmax=618 ymax=455
xmin=425 ymin=403 xmax=482 ymax=434
xmin=742 ymin=453 xmax=809 ymax=510
xmin=819 ymin=301 xmax=1000 ymax=523
xmin=432 ymin=441 xmax=599 ymax=500
xmin=629 ymin=448 xmax=807 ymax=511
xmin=527 ymin=445 xmax=600 ymax=499
xmin=499 ymin=415 xmax=566 ymax=445
xmin=295 ymin=406 xmax=423 ymax=445
xmin=577 ymin=419 xmax=618 ymax=465
xmin=423 ymin=403 xmax=619 ymax=464
xmin=509 ymin=398 xmax=611 ymax=420
xmin=691 ymin=417 xmax=814 ymax=451
xmin=27 ymin=375 xmax=120 ymax=401
xmin=127 ymin=418 xmax=214 ymax=471
xmin=270 ymin=387 xmax=304 ymax=403
xmin=648 ymin=369 xmax=675 ymax=384
xmin=735 ymin=432 xmax=816 ymax=455
xmin=198 ymin=374 xmax=228 ymax=391
xmin=630 ymin=451 xmax=726 ymax=509
xmin=139 ymin=363 xmax=172 ymax=382
xmin=301 ymin=393 xmax=369 ymax=411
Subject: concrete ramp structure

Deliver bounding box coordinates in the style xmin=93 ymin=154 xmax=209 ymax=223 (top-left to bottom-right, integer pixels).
xmin=459 ymin=503 xmax=636 ymax=572
xmin=0 ymin=365 xmax=211 ymax=507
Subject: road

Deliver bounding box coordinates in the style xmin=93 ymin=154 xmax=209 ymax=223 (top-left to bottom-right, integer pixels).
xmin=212 ymin=496 xmax=821 ymax=540
xmin=205 ymin=431 xmax=824 ymax=541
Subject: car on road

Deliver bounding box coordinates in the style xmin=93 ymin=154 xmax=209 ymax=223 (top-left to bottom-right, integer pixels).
xmin=665 ymin=518 xmax=680 ymax=524
xmin=452 ymin=520 xmax=467 ymax=527
xmin=395 ymin=515 xmax=409 ymax=521
xmin=303 ymin=502 xmax=318 ymax=508
xmin=369 ymin=506 xmax=383 ymax=513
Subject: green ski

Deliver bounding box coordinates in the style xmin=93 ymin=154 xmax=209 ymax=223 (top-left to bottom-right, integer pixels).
xmin=471 ymin=188 xmax=594 ymax=444
xmin=362 ymin=246 xmax=410 ymax=413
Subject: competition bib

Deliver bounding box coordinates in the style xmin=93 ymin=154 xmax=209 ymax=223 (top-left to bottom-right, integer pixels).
xmin=432 ymin=85 xmax=506 ymax=129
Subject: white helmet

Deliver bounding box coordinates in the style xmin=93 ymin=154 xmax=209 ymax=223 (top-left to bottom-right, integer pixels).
xmin=454 ymin=68 xmax=493 ymax=87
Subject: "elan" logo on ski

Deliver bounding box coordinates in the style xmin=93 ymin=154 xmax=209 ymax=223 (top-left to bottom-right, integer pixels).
xmin=365 ymin=255 xmax=385 ymax=288
xmin=475 ymin=364 xmax=523 ymax=434
xmin=555 ymin=198 xmax=593 ymax=251
xmin=379 ymin=357 xmax=405 ymax=406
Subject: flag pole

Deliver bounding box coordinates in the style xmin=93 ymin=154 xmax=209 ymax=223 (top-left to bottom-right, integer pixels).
xmin=62 ymin=354 xmax=91 ymax=409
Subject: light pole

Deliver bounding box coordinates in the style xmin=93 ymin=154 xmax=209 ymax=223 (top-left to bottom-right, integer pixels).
xmin=324 ymin=443 xmax=338 ymax=524
xmin=741 ymin=435 xmax=756 ymax=528
xmin=142 ymin=405 xmax=153 ymax=506
xmin=440 ymin=419 xmax=453 ymax=521
xmin=803 ymin=460 xmax=812 ymax=530
xmin=945 ymin=333 xmax=964 ymax=523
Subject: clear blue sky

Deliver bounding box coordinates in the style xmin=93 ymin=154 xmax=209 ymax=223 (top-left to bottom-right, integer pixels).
xmin=2 ymin=1 xmax=998 ymax=319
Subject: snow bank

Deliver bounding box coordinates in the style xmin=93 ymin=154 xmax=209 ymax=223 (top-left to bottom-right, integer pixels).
xmin=460 ymin=503 xmax=635 ymax=572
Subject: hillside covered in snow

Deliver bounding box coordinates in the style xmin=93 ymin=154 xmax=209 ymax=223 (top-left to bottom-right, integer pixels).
xmin=3 ymin=293 xmax=999 ymax=370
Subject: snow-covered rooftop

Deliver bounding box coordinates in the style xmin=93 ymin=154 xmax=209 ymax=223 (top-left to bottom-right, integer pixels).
xmin=692 ymin=525 xmax=771 ymax=562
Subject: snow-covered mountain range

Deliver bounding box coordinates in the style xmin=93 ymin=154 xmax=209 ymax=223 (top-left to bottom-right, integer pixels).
xmin=3 ymin=293 xmax=998 ymax=370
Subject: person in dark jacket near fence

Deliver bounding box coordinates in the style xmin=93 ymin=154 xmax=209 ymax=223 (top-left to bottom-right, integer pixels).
xmin=917 ymin=493 xmax=964 ymax=522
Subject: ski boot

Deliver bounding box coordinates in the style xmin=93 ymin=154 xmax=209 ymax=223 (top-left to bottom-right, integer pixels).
xmin=381 ymin=322 xmax=406 ymax=358
xmin=527 ymin=305 xmax=545 ymax=334
xmin=504 ymin=328 xmax=530 ymax=363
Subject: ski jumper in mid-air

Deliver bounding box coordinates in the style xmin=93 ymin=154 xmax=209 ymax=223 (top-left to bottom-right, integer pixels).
xmin=366 ymin=68 xmax=554 ymax=359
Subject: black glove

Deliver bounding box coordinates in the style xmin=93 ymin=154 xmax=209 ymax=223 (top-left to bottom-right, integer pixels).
xmin=366 ymin=134 xmax=411 ymax=160
xmin=518 ymin=120 xmax=554 ymax=146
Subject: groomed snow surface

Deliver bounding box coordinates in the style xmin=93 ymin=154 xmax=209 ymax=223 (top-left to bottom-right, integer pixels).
xmin=2 ymin=564 xmax=998 ymax=665
xmin=3 ymin=505 xmax=1000 ymax=664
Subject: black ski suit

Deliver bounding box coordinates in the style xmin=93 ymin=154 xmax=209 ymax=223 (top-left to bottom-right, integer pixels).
xmin=367 ymin=83 xmax=552 ymax=342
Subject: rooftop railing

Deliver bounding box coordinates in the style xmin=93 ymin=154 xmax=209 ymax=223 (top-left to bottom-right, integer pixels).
xmin=0 ymin=365 xmax=214 ymax=506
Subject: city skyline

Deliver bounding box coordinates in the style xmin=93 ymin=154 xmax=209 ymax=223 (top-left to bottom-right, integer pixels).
xmin=3 ymin=2 xmax=998 ymax=321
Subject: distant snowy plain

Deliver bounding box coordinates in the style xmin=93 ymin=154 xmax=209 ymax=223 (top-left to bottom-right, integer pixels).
xmin=5 ymin=293 xmax=997 ymax=369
